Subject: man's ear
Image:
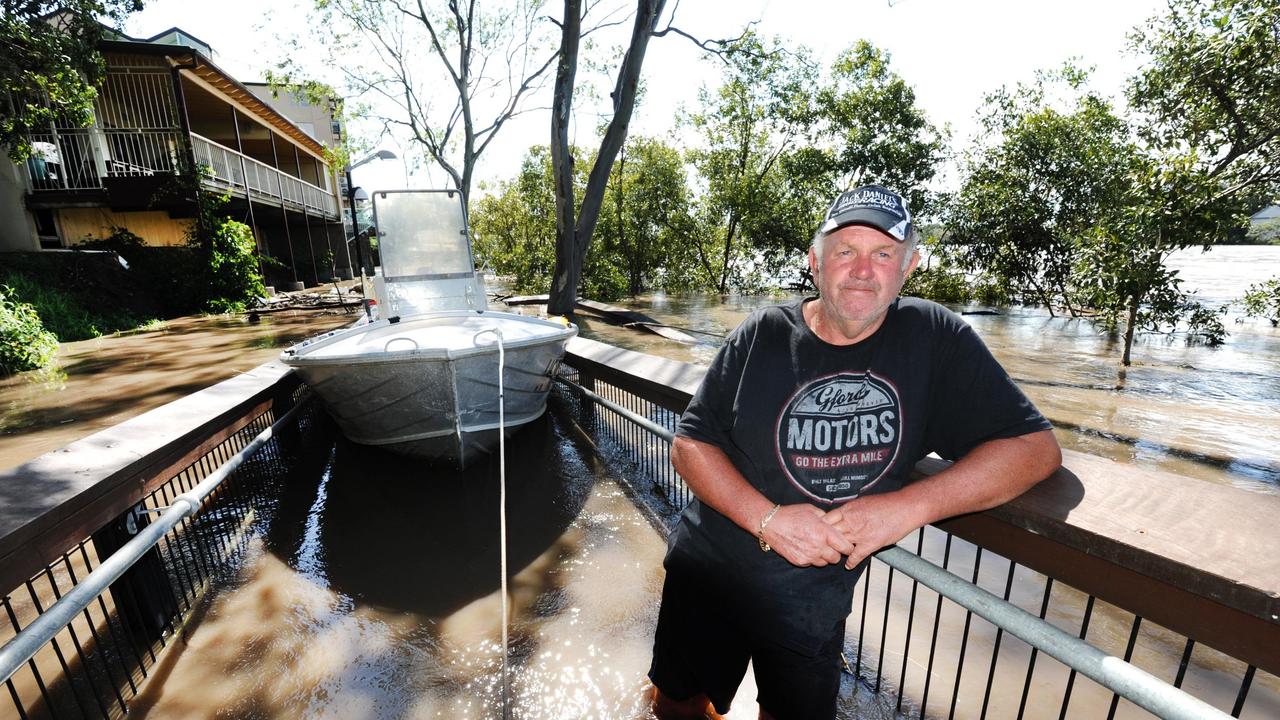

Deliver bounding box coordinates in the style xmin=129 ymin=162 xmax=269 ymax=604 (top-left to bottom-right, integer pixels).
xmin=808 ymin=246 xmax=819 ymax=280
xmin=903 ymin=249 xmax=921 ymax=277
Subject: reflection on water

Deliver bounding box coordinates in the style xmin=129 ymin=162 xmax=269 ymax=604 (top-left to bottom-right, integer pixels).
xmin=132 ymin=411 xmax=668 ymax=719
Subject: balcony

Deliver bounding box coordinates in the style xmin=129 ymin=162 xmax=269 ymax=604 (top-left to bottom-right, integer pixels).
xmin=22 ymin=130 xmax=338 ymax=221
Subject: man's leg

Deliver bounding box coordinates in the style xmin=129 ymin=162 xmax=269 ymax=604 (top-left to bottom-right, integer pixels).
xmin=751 ymin=622 xmax=845 ymax=720
xmin=648 ymin=567 xmax=749 ymax=718
xmin=650 ymin=685 xmax=726 ymax=720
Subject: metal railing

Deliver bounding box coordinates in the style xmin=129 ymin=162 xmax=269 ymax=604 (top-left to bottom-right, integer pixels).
xmin=0 ymin=379 xmax=326 ymax=720
xmin=191 ymin=133 xmax=338 ymax=219
xmin=556 ymin=342 xmax=1278 ymax=719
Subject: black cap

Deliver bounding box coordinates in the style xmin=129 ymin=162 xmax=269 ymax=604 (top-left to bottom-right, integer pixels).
xmin=819 ymin=184 xmax=913 ymax=242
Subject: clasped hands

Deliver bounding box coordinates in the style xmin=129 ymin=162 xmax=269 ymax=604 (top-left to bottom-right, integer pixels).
xmin=761 ymin=495 xmax=914 ymax=570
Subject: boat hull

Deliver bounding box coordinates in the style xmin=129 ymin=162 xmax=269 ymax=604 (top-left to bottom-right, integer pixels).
xmin=282 ymin=311 xmax=575 ymax=466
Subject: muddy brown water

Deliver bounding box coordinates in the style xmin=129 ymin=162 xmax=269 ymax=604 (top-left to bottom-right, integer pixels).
xmin=0 ymin=309 xmax=358 ymax=471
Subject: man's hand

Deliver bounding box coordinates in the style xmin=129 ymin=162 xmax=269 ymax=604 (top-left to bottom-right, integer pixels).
xmin=763 ymin=504 xmax=857 ymax=568
xmin=823 ymin=494 xmax=923 ymax=569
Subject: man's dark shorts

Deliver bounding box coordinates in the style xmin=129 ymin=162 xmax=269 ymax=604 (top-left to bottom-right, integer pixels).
xmin=648 ymin=564 xmax=846 ymax=720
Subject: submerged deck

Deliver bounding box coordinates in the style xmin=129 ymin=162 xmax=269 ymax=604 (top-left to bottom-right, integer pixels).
xmin=0 ymin=339 xmax=1277 ymax=719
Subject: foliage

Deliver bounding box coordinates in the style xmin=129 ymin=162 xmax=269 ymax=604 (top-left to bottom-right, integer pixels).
xmin=545 ymin=0 xmax=669 ymax=315
xmin=684 ymin=34 xmax=944 ymax=294
xmin=943 ymin=0 xmax=1280 ymax=364
xmin=944 ymin=66 xmax=1137 ymax=316
xmin=0 ymin=285 xmax=59 ymax=375
xmin=1241 ymin=277 xmax=1280 ymax=325
xmin=0 ymin=270 xmax=143 ymax=341
xmin=472 ymin=147 xmax=561 ymax=294
xmin=594 ymin=136 xmax=694 ymax=296
xmin=815 ymin=41 xmax=947 ymax=219
xmin=1247 ymin=217 xmax=1280 ymax=245
xmin=1182 ymin=299 xmax=1227 ymax=345
xmin=901 ymin=264 xmax=971 ymax=305
xmin=683 ymin=32 xmax=821 ymax=293
xmin=0 ymin=0 xmax=143 ymax=161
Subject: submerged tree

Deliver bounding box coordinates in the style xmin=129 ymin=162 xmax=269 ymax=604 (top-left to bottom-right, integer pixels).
xmin=1 ymin=0 xmax=144 ymax=160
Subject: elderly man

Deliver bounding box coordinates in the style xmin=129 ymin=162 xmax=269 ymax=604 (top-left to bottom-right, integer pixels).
xmin=648 ymin=185 xmax=1061 ymax=720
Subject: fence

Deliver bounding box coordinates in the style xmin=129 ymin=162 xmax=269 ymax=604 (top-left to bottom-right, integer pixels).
xmin=558 ymin=336 xmax=1279 ymax=719
xmin=191 ymin=134 xmax=339 ymax=219
xmin=0 ymin=366 xmax=328 ymax=720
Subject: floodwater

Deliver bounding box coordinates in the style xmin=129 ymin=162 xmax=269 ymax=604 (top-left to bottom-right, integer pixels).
xmin=0 ymin=307 xmax=358 ymax=471
xmin=130 ymin=409 xmax=669 ymax=719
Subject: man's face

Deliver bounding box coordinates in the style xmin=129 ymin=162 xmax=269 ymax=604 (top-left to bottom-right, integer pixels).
xmin=809 ymin=224 xmax=919 ymax=339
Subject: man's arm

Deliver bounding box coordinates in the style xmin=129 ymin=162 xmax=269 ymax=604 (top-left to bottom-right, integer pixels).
xmin=671 ymin=435 xmax=855 ymax=567
xmin=826 ymin=430 xmax=1062 ymax=569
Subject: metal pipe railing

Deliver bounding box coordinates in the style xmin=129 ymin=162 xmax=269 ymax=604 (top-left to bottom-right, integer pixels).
xmin=0 ymin=399 xmax=305 ymax=686
xmin=559 ymin=373 xmax=1237 ymax=720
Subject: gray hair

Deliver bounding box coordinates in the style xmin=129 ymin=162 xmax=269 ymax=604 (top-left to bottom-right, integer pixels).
xmin=811 ymin=226 xmax=919 ymax=272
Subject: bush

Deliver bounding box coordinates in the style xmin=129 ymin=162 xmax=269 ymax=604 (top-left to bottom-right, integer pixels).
xmin=0 ymin=285 xmax=59 ymax=375
xmin=202 ymin=218 xmax=265 ymax=313
xmin=1183 ymin=300 xmax=1227 ymax=346
xmin=0 ymin=268 xmax=151 ymax=342
xmin=1240 ymin=277 xmax=1280 ymax=326
xmin=903 ymin=265 xmax=973 ymax=305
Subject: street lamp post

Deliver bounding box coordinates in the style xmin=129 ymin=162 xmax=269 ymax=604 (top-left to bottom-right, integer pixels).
xmin=343 ymin=149 xmax=396 ymax=317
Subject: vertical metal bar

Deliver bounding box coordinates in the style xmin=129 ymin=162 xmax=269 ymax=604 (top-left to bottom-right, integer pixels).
xmin=26 ymin=580 xmax=95 ymax=719
xmin=875 ymin=567 xmax=894 ymax=693
xmin=1173 ymin=639 xmax=1196 ymax=689
xmin=1056 ymin=594 xmax=1095 ymax=720
xmin=896 ymin=530 xmax=926 ymax=712
xmin=57 ymin=555 xmax=132 ymax=711
xmin=1016 ymin=576 xmax=1055 ymax=720
xmin=77 ymin=544 xmax=147 ymax=684
xmin=1230 ymin=665 xmax=1255 ymax=718
xmin=4 ymin=596 xmax=52 ymax=718
xmin=947 ymin=543 xmax=983 ymax=717
xmin=268 ymin=130 xmax=299 ymax=282
xmin=920 ymin=533 xmax=954 ymax=715
xmin=1106 ymin=615 xmax=1144 ymax=720
xmin=856 ymin=563 xmax=870 ymax=681
xmin=979 ymin=560 xmax=1018 ymax=720
xmin=5 ymin=673 xmax=29 ymax=720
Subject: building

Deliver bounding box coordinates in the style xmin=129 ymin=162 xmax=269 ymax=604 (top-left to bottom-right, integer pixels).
xmin=0 ymin=25 xmax=352 ymax=288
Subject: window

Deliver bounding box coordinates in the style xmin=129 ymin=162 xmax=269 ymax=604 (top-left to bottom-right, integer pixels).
xmin=35 ymin=209 xmax=61 ymax=249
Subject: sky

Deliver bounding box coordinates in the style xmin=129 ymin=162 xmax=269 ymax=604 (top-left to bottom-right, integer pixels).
xmin=122 ymin=0 xmax=1169 ymax=198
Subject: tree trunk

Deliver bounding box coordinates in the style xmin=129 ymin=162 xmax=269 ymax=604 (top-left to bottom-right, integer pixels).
xmin=546 ymin=0 xmax=583 ymax=317
xmin=1122 ymin=293 xmax=1140 ymax=366
xmin=547 ymin=0 xmax=667 ymax=316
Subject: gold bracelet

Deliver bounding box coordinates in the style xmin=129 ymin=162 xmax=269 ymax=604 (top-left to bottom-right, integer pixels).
xmin=757 ymin=504 xmax=781 ymax=553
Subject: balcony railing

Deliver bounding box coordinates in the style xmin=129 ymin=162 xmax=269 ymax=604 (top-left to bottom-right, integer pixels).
xmin=191 ymin=133 xmax=338 ymax=220
xmin=21 ymin=130 xmax=338 ymax=221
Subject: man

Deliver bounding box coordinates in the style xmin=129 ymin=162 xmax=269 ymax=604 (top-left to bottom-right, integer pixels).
xmin=648 ymin=184 xmax=1062 ymax=720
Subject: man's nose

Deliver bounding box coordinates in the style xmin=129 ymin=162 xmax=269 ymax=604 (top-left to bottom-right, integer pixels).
xmin=850 ymin=253 xmax=874 ymax=278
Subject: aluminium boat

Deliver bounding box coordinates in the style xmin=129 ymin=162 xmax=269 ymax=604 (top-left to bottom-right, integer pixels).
xmin=280 ymin=189 xmax=576 ymax=466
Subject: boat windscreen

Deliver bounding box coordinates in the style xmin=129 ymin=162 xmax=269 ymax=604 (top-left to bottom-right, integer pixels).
xmin=374 ymin=191 xmax=473 ymax=277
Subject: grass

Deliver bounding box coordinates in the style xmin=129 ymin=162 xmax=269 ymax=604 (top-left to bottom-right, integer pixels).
xmin=0 ymin=271 xmax=158 ymax=342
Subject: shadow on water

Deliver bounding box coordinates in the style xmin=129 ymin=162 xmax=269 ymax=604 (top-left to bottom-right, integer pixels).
xmin=265 ymin=412 xmax=595 ymax=618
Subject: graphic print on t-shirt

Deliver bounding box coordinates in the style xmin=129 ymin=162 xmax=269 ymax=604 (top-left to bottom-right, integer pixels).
xmin=774 ymin=372 xmax=903 ymax=503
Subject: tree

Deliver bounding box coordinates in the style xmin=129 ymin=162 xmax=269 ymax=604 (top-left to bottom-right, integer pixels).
xmin=1093 ymin=0 xmax=1280 ymax=364
xmin=594 ymin=135 xmax=693 ymax=296
xmin=944 ymin=67 xmax=1136 ymax=315
xmin=682 ymin=32 xmax=819 ymax=294
xmin=273 ymin=0 xmax=559 ymax=209
xmin=545 ymin=0 xmax=667 ymax=315
xmin=816 ymin=41 xmax=946 ymax=219
xmin=1 ymin=0 xmax=143 ymax=161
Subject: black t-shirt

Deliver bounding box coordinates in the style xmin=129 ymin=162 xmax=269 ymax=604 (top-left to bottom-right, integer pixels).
xmin=669 ymin=297 xmax=1051 ymax=655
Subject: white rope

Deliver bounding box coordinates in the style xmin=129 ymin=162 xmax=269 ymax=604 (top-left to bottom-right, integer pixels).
xmin=476 ymin=327 xmax=511 ymax=719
